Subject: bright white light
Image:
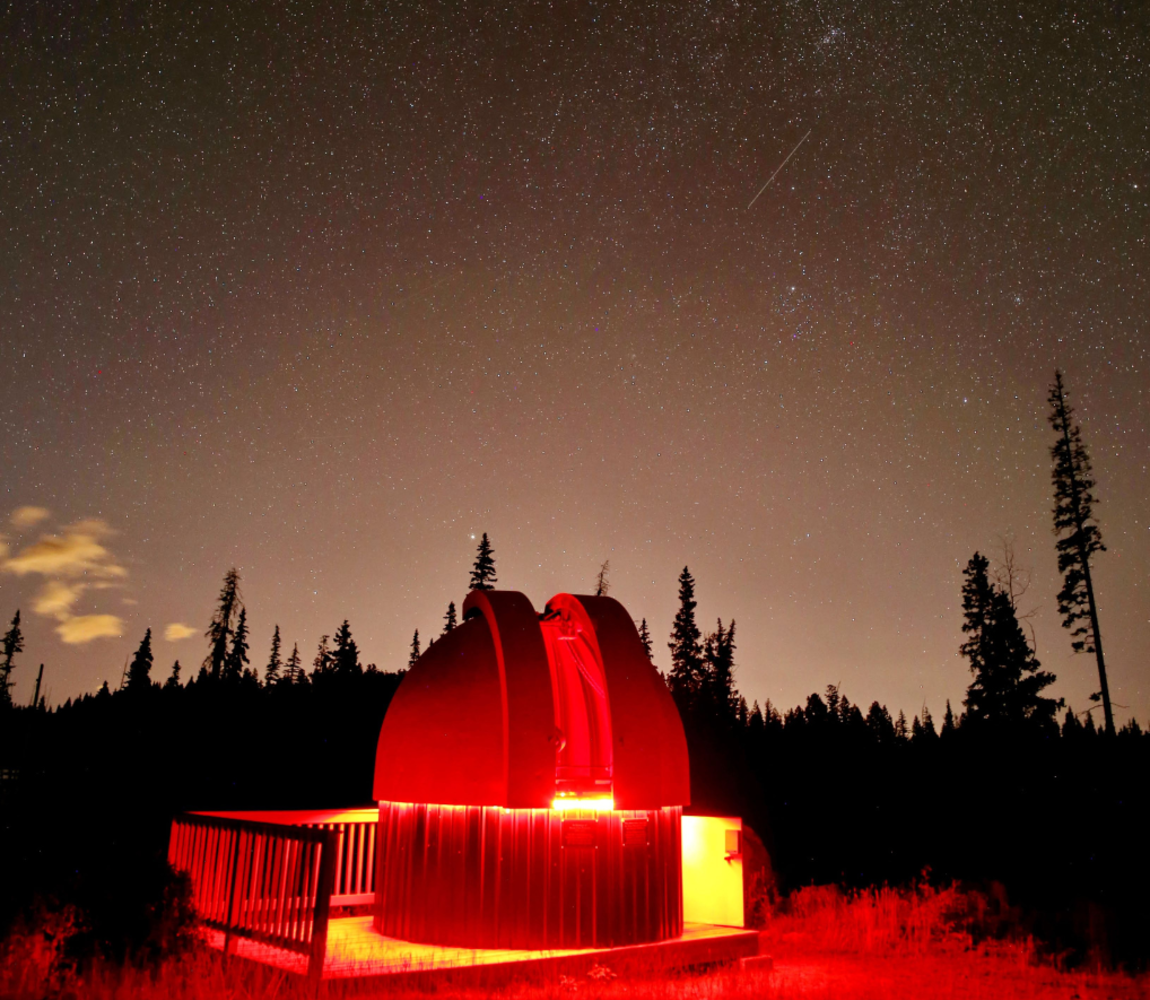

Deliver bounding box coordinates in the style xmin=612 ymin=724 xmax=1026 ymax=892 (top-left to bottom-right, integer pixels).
xmin=551 ymin=797 xmax=614 ymax=812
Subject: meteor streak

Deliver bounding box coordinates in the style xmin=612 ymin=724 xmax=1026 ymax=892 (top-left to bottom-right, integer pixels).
xmin=747 ymin=129 xmax=812 ymax=210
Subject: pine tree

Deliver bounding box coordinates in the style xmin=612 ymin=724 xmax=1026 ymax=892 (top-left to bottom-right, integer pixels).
xmin=469 ymin=533 xmax=497 ymax=591
xmin=921 ymin=704 xmax=937 ymax=738
xmin=1062 ymin=707 xmax=1084 ymax=738
xmin=204 ymin=568 xmax=242 ymax=681
xmin=594 ymin=560 xmax=610 ymax=597
xmin=667 ymin=566 xmax=704 ymax=707
xmin=866 ymin=702 xmax=895 ymax=744
xmin=284 ymin=643 xmax=302 ymax=684
xmin=1048 ymin=370 xmax=1114 ymax=735
xmin=223 ymin=608 xmax=250 ymax=682
xmin=164 ymin=660 xmax=182 ymax=690
xmin=748 ymin=700 xmax=765 ymax=737
xmin=941 ymin=700 xmax=957 ymax=736
xmin=264 ymin=625 xmax=283 ymax=685
xmin=0 ymin=609 xmax=24 ymax=708
xmin=312 ymin=635 xmax=332 ymax=677
xmin=637 ymin=618 xmax=653 ymax=661
xmin=824 ymin=683 xmax=841 ymax=719
xmin=895 ymin=710 xmax=910 ymax=741
xmin=960 ymin=552 xmax=1062 ymax=730
xmin=409 ymin=629 xmax=421 ymax=668
xmin=126 ymin=628 xmax=154 ymax=692
xmin=443 ymin=601 xmax=458 ymax=634
xmin=702 ymin=618 xmax=737 ymax=725
xmin=332 ymin=620 xmax=361 ymax=676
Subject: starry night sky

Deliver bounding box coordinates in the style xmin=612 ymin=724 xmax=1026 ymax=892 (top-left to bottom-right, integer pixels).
xmin=2 ymin=2 xmax=1146 ymax=723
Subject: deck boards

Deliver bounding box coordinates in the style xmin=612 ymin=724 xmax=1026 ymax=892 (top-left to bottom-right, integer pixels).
xmin=206 ymin=918 xmax=759 ymax=981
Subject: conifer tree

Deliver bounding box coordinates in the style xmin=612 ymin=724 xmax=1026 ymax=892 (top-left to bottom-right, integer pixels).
xmin=895 ymin=710 xmax=910 ymax=741
xmin=469 ymin=533 xmax=497 ymax=591
xmin=637 ymin=618 xmax=653 ymax=661
xmin=837 ymin=692 xmax=853 ymax=723
xmin=332 ymin=620 xmax=361 ymax=676
xmin=749 ymin=700 xmax=765 ymax=736
xmin=443 ymin=601 xmax=457 ymax=634
xmin=204 ymin=568 xmax=242 ymax=681
xmin=921 ymin=704 xmax=937 ymax=738
xmin=223 ymin=608 xmax=250 ymax=682
xmin=941 ymin=700 xmax=957 ymax=736
xmin=1062 ymin=707 xmax=1084 ymax=738
xmin=960 ymin=552 xmax=1061 ymax=730
xmin=594 ymin=560 xmax=610 ymax=597
xmin=126 ymin=628 xmax=154 ymax=692
xmin=668 ymin=566 xmax=704 ymax=707
xmin=264 ymin=625 xmax=283 ymax=685
xmin=284 ymin=643 xmax=302 ymax=684
xmin=824 ymin=683 xmax=841 ymax=718
xmin=1048 ymin=370 xmax=1114 ymax=735
xmin=702 ymin=618 xmax=737 ymax=724
xmin=312 ymin=635 xmax=332 ymax=677
xmin=866 ymin=702 xmax=895 ymax=744
xmin=409 ymin=629 xmax=421 ymax=668
xmin=164 ymin=660 xmax=182 ymax=690
xmin=0 ymin=609 xmax=24 ymax=708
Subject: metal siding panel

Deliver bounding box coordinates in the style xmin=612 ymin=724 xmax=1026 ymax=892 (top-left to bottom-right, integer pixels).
xmin=374 ymin=803 xmax=681 ymax=949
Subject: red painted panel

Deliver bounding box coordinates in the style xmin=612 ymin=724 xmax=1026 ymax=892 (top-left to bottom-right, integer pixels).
xmin=539 ymin=597 xmax=614 ymax=799
xmin=372 ymin=589 xmax=689 ymax=810
xmin=374 ymin=802 xmax=683 ymax=949
xmin=373 ymin=617 xmax=506 ymax=805
xmin=555 ymin=595 xmax=690 ymax=808
xmin=462 ymin=590 xmax=557 ymax=807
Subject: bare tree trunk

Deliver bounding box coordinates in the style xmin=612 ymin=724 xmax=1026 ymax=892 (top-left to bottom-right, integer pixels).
xmin=1078 ymin=541 xmax=1114 ymax=736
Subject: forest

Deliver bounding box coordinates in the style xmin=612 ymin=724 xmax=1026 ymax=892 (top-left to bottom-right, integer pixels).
xmin=0 ymin=374 xmax=1146 ymax=970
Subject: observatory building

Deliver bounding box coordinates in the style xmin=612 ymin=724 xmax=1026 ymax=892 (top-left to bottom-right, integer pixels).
xmin=169 ymin=588 xmax=753 ymax=980
xmin=372 ymin=589 xmax=690 ymax=949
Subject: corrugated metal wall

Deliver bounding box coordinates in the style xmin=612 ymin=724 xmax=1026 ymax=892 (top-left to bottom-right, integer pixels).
xmin=374 ymin=803 xmax=682 ymax=949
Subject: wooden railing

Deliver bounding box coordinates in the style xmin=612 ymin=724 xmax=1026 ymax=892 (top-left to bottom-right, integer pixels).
xmin=168 ymin=813 xmax=338 ymax=980
xmin=314 ymin=812 xmax=376 ymax=906
xmin=186 ymin=808 xmax=378 ymax=906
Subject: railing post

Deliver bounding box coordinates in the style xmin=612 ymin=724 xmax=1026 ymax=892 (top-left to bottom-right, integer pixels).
xmin=222 ymin=827 xmax=243 ymax=958
xmin=308 ymin=828 xmax=339 ymax=984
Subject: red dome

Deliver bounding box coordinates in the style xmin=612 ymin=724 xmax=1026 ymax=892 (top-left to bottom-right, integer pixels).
xmin=373 ymin=590 xmax=689 ymax=809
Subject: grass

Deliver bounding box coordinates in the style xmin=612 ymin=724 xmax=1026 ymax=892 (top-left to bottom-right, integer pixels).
xmin=3 ymin=884 xmax=1147 ymax=999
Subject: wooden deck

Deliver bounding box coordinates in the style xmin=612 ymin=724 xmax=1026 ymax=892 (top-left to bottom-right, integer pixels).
xmin=206 ymin=918 xmax=760 ymax=983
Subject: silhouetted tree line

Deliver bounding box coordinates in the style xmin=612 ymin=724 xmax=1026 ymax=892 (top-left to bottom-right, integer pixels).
xmin=659 ymin=557 xmax=1146 ymax=967
xmin=0 ymin=378 xmax=1145 ymax=965
xmin=653 ymin=373 xmax=1145 ymax=966
xmin=0 ymin=536 xmax=512 ymax=955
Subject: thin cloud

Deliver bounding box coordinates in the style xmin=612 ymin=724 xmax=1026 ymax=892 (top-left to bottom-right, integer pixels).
xmin=2 ymin=519 xmax=127 ymax=580
xmin=33 ymin=580 xmax=86 ymax=620
xmin=1 ymin=516 xmax=131 ymax=644
xmin=164 ymin=623 xmax=197 ymax=642
xmin=57 ymin=614 xmax=123 ymax=644
xmin=11 ymin=506 xmax=51 ymax=529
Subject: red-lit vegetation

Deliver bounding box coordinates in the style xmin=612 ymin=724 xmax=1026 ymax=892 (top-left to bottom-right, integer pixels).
xmin=3 ymin=884 xmax=1146 ymax=1000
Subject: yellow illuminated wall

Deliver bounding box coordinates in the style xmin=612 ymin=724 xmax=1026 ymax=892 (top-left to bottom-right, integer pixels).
xmin=681 ymin=815 xmax=744 ymax=927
